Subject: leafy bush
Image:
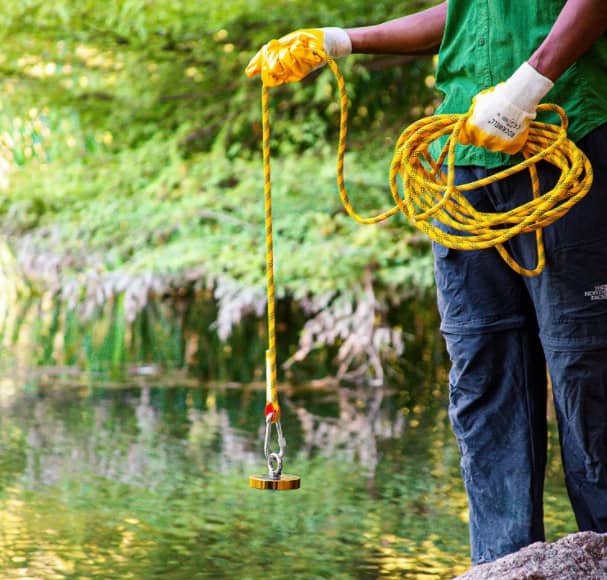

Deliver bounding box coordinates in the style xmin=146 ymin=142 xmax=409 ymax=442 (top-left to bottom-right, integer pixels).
xmin=0 ymin=0 xmax=441 ymax=381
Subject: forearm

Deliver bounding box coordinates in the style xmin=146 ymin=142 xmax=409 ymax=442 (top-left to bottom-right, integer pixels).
xmin=529 ymin=0 xmax=607 ymax=81
xmin=346 ymin=1 xmax=447 ymax=55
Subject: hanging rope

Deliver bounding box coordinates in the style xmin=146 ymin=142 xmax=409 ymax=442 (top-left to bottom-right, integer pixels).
xmin=261 ymin=80 xmax=285 ymax=478
xmin=258 ymin=56 xmax=593 ymax=466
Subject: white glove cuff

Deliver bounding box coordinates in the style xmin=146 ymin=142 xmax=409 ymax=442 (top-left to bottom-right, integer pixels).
xmin=321 ymin=27 xmax=352 ymax=59
xmin=503 ymin=62 xmax=554 ymax=113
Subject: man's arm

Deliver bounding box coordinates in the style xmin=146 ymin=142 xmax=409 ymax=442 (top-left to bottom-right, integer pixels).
xmin=346 ymin=2 xmax=448 ymax=55
xmin=529 ymin=0 xmax=607 ymax=81
xmin=245 ymin=2 xmax=447 ymax=86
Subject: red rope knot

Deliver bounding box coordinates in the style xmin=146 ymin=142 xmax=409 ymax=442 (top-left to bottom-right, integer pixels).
xmin=264 ymin=402 xmax=281 ymax=423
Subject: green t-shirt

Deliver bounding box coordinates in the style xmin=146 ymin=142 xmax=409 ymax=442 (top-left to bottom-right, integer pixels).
xmin=433 ymin=0 xmax=607 ymax=167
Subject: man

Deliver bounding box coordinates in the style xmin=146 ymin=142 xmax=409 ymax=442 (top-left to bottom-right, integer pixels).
xmin=246 ymin=0 xmax=607 ymax=565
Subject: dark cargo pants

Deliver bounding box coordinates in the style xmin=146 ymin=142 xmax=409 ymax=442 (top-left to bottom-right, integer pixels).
xmin=433 ymin=124 xmax=607 ymax=564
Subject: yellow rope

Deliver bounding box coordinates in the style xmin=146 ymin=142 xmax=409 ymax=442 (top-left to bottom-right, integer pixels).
xmin=262 ymin=84 xmax=280 ymax=420
xmin=327 ymin=59 xmax=593 ymax=276
xmin=260 ymin=57 xmax=593 ymax=411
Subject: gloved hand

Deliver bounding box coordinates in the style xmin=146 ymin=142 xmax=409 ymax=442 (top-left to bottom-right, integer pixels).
xmin=458 ymin=62 xmax=554 ymax=154
xmin=245 ymin=27 xmax=352 ymax=87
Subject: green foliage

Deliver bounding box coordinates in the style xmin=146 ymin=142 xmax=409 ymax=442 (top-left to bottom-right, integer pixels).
xmin=0 ymin=0 xmax=440 ymax=154
xmin=0 ymin=0 xmax=441 ymax=377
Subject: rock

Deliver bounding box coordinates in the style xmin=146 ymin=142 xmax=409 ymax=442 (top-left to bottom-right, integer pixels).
xmin=455 ymin=532 xmax=607 ymax=580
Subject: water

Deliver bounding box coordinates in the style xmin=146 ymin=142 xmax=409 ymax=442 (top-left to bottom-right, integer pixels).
xmin=0 ymin=371 xmax=576 ymax=579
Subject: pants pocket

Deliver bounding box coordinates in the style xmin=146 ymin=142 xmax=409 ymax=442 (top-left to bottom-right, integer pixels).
xmin=543 ymin=238 xmax=607 ymax=349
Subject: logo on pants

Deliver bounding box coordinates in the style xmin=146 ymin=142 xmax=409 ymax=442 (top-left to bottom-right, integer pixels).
xmin=584 ymin=284 xmax=607 ymax=301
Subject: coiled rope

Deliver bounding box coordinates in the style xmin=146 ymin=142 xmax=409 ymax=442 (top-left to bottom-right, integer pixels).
xmin=259 ymin=56 xmax=593 ymax=451
xmin=324 ymin=59 xmax=593 ymax=276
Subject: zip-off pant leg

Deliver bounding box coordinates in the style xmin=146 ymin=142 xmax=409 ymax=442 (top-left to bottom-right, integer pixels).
xmin=434 ymin=230 xmax=548 ymax=564
xmin=523 ymin=124 xmax=607 ymax=535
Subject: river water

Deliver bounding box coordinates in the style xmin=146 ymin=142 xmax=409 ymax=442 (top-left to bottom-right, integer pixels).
xmin=0 ymin=364 xmax=577 ymax=579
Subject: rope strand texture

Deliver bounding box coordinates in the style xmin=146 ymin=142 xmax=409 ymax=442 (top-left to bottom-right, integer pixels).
xmin=262 ymin=84 xmax=279 ymax=420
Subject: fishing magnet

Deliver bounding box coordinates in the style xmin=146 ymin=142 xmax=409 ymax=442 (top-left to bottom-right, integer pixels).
xmin=248 ymin=473 xmax=301 ymax=491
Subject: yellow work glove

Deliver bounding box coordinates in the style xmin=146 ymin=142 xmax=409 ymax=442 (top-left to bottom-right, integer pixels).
xmin=245 ymin=27 xmax=352 ymax=87
xmin=458 ymin=62 xmax=554 ymax=155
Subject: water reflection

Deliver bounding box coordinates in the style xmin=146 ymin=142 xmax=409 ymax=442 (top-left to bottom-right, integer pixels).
xmin=292 ymin=387 xmax=403 ymax=479
xmin=0 ymin=376 xmax=576 ymax=579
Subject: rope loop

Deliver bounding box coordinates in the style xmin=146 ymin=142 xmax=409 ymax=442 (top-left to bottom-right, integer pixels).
xmin=264 ymin=416 xmax=286 ymax=478
xmin=320 ymin=58 xmax=592 ymax=277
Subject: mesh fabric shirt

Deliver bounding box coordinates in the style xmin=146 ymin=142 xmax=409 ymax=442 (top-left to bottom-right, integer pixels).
xmin=433 ymin=0 xmax=607 ymax=167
